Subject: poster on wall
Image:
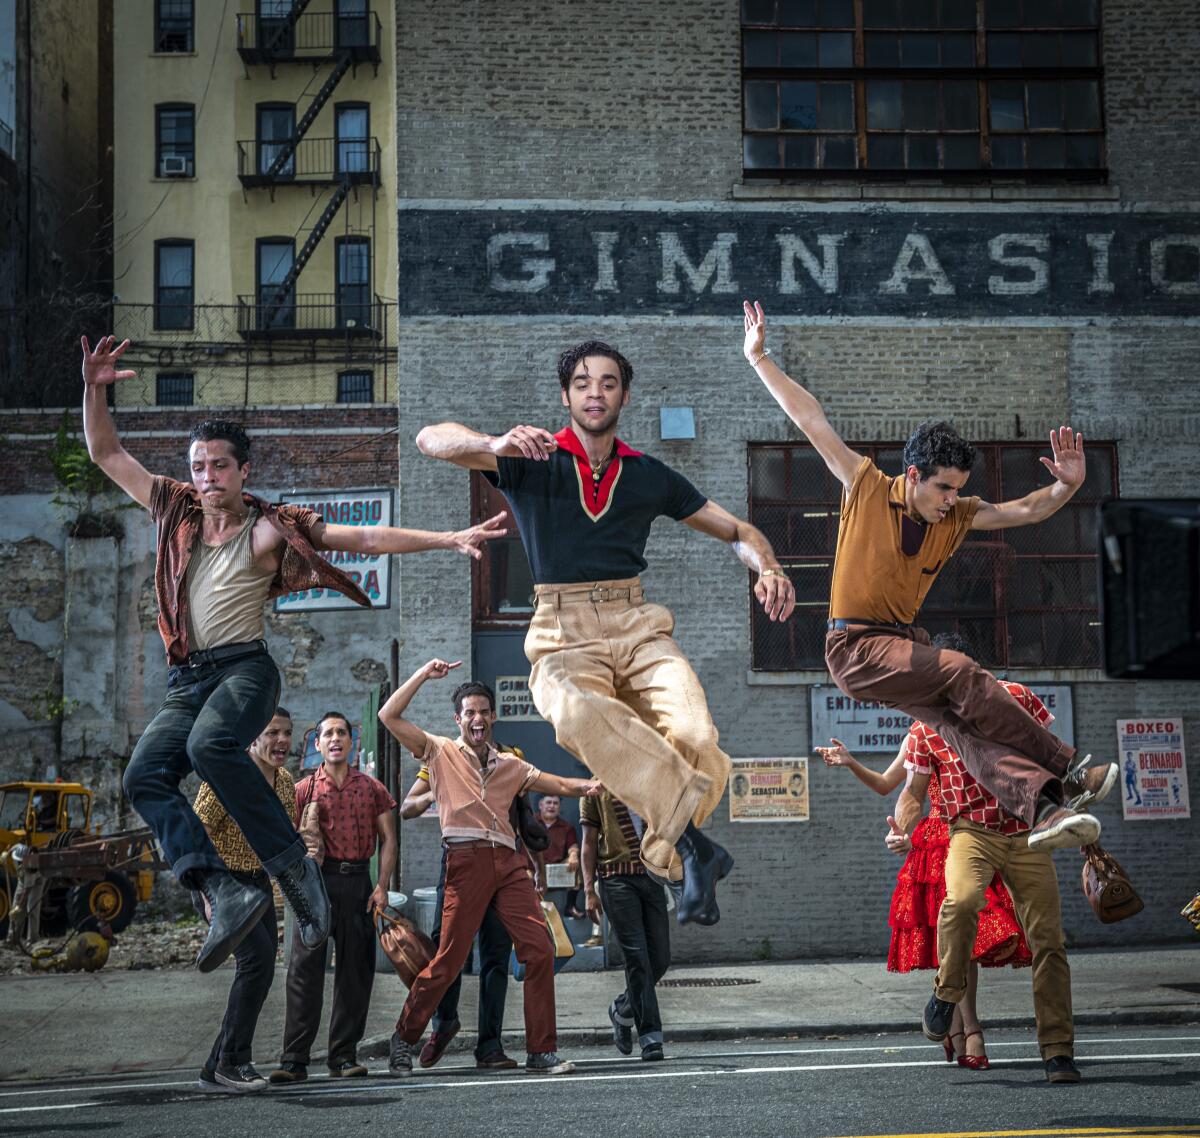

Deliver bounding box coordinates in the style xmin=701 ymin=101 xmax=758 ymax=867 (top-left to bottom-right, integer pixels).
xmin=729 ymin=759 xmax=810 ymax=823
xmin=495 ymin=675 xmax=542 ymax=722
xmin=274 ymin=488 xmax=394 ymax=612
xmin=1117 ymin=717 xmax=1189 ymax=820
xmin=809 ymin=684 xmax=1075 ymax=753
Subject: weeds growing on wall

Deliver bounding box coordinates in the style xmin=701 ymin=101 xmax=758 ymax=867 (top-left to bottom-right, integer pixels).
xmin=50 ymin=413 xmax=134 ymax=538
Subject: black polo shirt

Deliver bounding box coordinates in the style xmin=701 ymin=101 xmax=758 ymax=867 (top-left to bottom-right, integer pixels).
xmin=484 ymin=427 xmax=707 ymax=584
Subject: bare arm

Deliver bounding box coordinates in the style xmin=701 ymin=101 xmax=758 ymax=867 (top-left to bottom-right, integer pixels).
xmin=816 ymin=739 xmax=906 ymax=796
xmin=312 ymin=513 xmax=508 ymax=561
xmin=893 ymin=769 xmax=931 ymax=835
xmin=369 ymin=809 xmax=398 ymax=912
xmin=682 ymin=499 xmax=796 ymax=622
xmin=378 ymin=658 xmax=464 ymax=757
xmin=581 ymin=824 xmax=602 ymax=922
xmin=528 ymin=771 xmax=602 ymax=798
xmin=972 ymin=427 xmax=1085 ymax=531
xmin=80 ymin=336 xmax=154 ymax=509
xmin=415 ymin=422 xmax=560 ymax=472
xmin=742 ymin=301 xmax=863 ymax=491
xmin=399 ymin=773 xmax=434 ymax=820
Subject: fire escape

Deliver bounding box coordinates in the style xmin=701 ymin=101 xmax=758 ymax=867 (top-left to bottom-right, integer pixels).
xmin=235 ymin=2 xmax=383 ymax=341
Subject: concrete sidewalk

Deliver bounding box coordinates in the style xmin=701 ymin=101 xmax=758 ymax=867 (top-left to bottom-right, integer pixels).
xmin=2 ymin=946 xmax=1196 ymax=1083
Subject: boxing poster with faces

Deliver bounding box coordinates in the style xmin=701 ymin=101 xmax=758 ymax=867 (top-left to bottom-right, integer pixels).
xmin=729 ymin=759 xmax=809 ymax=823
xmin=1117 ymin=718 xmax=1190 ymax=821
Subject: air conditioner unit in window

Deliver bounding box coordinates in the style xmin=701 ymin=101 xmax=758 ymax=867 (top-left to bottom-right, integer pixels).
xmin=160 ymin=155 xmax=191 ymax=177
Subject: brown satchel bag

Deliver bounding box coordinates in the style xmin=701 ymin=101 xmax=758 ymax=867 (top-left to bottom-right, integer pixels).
xmin=1081 ymin=842 xmax=1144 ymax=923
xmin=374 ymin=906 xmax=436 ymax=988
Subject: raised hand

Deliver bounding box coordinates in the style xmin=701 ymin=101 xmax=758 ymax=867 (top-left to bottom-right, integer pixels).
xmin=815 ymin=738 xmax=853 ymax=767
xmin=742 ymin=299 xmax=766 ymax=363
xmin=492 ymin=425 xmax=558 ymax=461
xmin=81 ymin=335 xmax=137 ymax=387
xmin=1038 ymin=426 xmax=1086 ymax=489
xmin=885 ymin=815 xmax=911 ymax=855
xmin=754 ymin=569 xmax=796 ymax=622
xmin=449 ymin=510 xmax=508 ymax=560
xmin=422 ymin=658 xmax=462 ymax=681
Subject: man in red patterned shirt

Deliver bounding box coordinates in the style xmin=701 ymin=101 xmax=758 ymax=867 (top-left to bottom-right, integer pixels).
xmin=890 ymin=634 xmax=1080 ymax=1085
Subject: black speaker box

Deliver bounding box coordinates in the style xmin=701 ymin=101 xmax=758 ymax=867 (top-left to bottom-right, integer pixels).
xmin=1099 ymin=499 xmax=1200 ymax=680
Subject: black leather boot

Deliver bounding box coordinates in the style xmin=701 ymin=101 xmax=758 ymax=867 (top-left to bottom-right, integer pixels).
xmin=275 ymin=857 xmax=331 ymax=949
xmin=674 ymin=823 xmax=734 ymax=926
xmin=194 ymin=870 xmax=272 ymax=973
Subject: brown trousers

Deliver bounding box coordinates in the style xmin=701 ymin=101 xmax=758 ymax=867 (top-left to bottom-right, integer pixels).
xmin=936 ymin=819 xmax=1073 ymax=1060
xmin=825 ymin=626 xmax=1074 ymax=824
xmin=396 ymin=843 xmax=557 ymax=1054
xmin=526 ymin=578 xmax=730 ymax=879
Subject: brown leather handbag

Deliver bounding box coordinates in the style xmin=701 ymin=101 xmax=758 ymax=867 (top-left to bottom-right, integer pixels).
xmin=1081 ymin=842 xmax=1144 ymax=923
xmin=374 ymin=907 xmax=436 ymax=988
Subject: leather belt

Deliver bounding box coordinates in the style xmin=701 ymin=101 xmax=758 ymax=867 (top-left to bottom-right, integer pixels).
xmin=323 ymin=859 xmax=371 ymax=875
xmin=185 ymin=639 xmax=268 ymax=670
xmin=827 ymin=618 xmax=912 ymax=631
xmin=445 ymin=838 xmax=510 ymax=851
xmin=536 ymin=586 xmax=644 ymax=607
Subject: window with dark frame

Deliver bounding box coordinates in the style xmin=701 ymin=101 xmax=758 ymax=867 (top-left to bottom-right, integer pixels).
xmin=741 ymin=0 xmax=1104 ymax=179
xmin=335 ymin=237 xmax=371 ymax=329
xmin=471 ymin=472 xmax=535 ymax=628
xmin=336 ymin=371 xmax=374 ymax=403
xmin=154 ymin=240 xmax=194 ymax=331
xmin=256 ymin=103 xmax=296 ymax=177
xmin=156 ymin=372 xmax=195 ymax=405
xmin=155 ymin=103 xmax=195 ymax=176
xmin=747 ymin=440 xmax=1117 ymax=671
xmin=256 ymin=238 xmax=296 ymax=329
xmin=155 ymin=0 xmax=194 ymax=52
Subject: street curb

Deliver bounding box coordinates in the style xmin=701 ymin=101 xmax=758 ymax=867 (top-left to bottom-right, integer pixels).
xmin=347 ymin=1007 xmax=1200 ymax=1064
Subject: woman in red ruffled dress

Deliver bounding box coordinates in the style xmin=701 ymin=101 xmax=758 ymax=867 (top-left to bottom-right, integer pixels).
xmin=818 ymin=740 xmax=1031 ymax=1070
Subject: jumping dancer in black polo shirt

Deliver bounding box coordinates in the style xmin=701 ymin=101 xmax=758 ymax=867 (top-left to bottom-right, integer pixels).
xmin=416 ymin=341 xmax=795 ymax=924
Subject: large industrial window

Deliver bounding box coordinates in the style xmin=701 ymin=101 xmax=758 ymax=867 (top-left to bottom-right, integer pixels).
xmin=747 ymin=440 xmax=1117 ymax=670
xmin=741 ymin=0 xmax=1105 ymax=179
xmin=154 ymin=241 xmax=194 ymax=331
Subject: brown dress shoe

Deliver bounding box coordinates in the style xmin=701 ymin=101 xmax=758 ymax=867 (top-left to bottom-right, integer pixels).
xmin=1028 ymin=806 xmax=1100 ymax=852
xmin=476 ymin=1050 xmax=519 ymax=1070
xmin=1064 ymin=759 xmax=1118 ymax=809
xmin=418 ymin=1019 xmax=460 ymax=1069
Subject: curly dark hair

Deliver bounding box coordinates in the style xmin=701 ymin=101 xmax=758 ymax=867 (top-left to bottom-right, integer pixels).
xmin=932 ymin=631 xmax=978 ymax=662
xmin=557 ymin=340 xmax=633 ymax=391
xmin=902 ymin=421 xmax=975 ymax=480
xmin=189 ymin=418 xmax=251 ymax=466
xmin=452 ymin=680 xmax=495 ymax=714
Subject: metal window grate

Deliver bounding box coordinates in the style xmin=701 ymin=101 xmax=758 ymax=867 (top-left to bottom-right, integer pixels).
xmin=336 ymin=370 xmax=374 ymax=403
xmin=155 ymin=373 xmax=194 ymax=406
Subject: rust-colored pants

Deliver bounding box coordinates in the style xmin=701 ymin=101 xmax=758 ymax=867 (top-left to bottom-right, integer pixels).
xmin=526 ymin=578 xmax=730 ymax=880
xmin=825 ymin=626 xmax=1073 ymax=824
xmin=396 ymin=843 xmax=557 ymax=1054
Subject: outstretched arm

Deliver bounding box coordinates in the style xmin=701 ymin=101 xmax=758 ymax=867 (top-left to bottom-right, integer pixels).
xmin=682 ymin=499 xmax=796 ymax=622
xmin=527 ymin=770 xmax=603 ymax=798
xmin=80 ymin=336 xmax=154 ymax=509
xmin=313 ymin=512 xmax=508 ymax=561
xmin=816 ymin=739 xmax=906 ymax=797
xmin=972 ymin=427 xmax=1085 ymax=530
xmin=415 ymin=422 xmax=559 ymax=472
xmin=378 ymin=658 xmax=462 ymax=756
xmin=742 ymin=301 xmax=863 ymax=492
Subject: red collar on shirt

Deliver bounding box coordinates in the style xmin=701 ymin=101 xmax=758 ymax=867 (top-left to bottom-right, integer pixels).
xmin=554 ymin=427 xmax=641 ymax=519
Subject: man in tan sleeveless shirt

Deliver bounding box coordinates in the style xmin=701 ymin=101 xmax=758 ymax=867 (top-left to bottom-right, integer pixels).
xmin=741 ymin=301 xmax=1117 ymax=854
xmin=80 ymin=334 xmax=507 ymax=975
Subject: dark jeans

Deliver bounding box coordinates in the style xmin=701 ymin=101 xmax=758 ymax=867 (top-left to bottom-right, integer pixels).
xmin=431 ymin=848 xmax=512 ymax=1058
xmin=600 ymin=873 xmax=671 ymax=1047
xmin=281 ymin=869 xmax=376 ymax=1067
xmin=124 ymin=649 xmax=305 ymax=883
xmin=199 ymin=870 xmax=277 ymax=1069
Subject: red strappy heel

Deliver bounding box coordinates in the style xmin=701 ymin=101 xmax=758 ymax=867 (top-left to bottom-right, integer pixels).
xmin=957 ymin=1029 xmax=990 ymax=1070
xmin=942 ymin=1030 xmax=964 ymax=1063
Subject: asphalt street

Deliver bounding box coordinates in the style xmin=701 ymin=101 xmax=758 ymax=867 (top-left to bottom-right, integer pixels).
xmin=2 ymin=1026 xmax=1197 ymax=1138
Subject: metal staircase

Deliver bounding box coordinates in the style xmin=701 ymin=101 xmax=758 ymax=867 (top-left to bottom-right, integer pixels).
xmin=260 ymin=179 xmax=350 ymax=329
xmin=265 ymin=51 xmax=353 ymax=178
xmin=262 ymin=0 xmax=314 ymax=55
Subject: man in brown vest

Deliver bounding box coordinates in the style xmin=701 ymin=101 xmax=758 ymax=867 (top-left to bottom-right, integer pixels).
xmin=741 ymin=301 xmax=1116 ymax=853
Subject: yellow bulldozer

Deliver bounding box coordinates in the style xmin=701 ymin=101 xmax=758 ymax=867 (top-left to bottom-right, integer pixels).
xmin=0 ymin=780 xmax=161 ymax=939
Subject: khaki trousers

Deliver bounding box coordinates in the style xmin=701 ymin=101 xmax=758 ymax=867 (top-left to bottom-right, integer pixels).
xmin=935 ymin=818 xmax=1073 ymax=1060
xmin=526 ymin=578 xmax=730 ymax=879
